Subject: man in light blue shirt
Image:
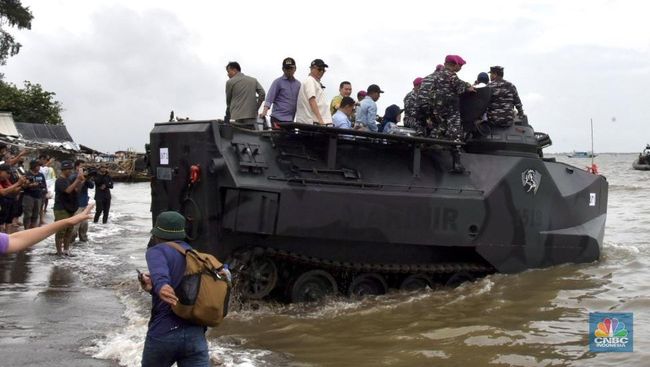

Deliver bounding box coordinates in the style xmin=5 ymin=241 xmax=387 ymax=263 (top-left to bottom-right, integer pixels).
xmin=332 ymin=96 xmax=356 ymax=129
xmin=355 ymin=84 xmax=383 ymax=132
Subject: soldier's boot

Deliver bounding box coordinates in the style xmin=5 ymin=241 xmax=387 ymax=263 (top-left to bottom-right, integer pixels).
xmin=450 ymin=147 xmax=465 ymax=174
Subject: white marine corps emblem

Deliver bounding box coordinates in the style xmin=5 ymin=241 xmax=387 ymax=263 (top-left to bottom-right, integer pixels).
xmin=521 ymin=169 xmax=541 ymax=194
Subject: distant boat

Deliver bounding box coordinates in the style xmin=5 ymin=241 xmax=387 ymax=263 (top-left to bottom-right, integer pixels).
xmin=567 ymin=151 xmax=597 ymax=158
xmin=568 ymin=119 xmax=598 ymax=159
xmin=632 ymin=144 xmax=650 ymax=171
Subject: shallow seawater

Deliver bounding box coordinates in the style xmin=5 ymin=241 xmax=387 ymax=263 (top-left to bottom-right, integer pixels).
xmin=1 ymin=153 xmax=648 ymax=366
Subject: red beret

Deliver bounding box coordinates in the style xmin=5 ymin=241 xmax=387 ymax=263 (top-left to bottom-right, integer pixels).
xmin=444 ymin=55 xmax=466 ymax=66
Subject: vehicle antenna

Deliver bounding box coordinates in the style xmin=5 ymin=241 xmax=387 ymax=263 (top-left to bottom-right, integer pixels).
xmin=590 ymin=118 xmax=594 ymax=167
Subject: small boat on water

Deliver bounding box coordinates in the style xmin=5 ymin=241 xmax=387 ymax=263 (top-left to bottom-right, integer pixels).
xmin=567 ymin=151 xmax=597 ymax=158
xmin=632 ymin=144 xmax=650 ymax=170
xmin=568 ymin=120 xmax=598 ymax=159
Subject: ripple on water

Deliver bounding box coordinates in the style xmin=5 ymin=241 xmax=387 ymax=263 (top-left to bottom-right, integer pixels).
xmin=65 ymin=166 xmax=650 ymax=367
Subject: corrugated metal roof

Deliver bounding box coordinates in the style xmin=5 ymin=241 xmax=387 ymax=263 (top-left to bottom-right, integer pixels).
xmin=14 ymin=122 xmax=74 ymax=143
xmin=0 ymin=112 xmax=20 ymax=136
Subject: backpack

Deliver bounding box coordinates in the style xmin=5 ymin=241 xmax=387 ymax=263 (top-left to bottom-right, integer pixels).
xmin=165 ymin=242 xmax=231 ymax=327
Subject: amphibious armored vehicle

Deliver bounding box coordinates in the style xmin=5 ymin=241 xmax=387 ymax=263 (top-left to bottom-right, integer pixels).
xmin=149 ymin=92 xmax=608 ymax=302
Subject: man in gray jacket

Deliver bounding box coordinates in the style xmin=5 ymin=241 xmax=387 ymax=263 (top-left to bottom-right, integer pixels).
xmin=225 ymin=61 xmax=266 ymax=129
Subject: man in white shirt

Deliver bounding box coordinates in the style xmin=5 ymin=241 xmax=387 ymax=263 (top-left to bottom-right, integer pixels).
xmin=295 ymin=59 xmax=332 ymax=125
xmin=38 ymin=154 xmax=55 ymax=225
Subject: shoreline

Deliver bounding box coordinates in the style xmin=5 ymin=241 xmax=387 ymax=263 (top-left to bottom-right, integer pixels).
xmin=0 ymin=244 xmax=124 ymax=366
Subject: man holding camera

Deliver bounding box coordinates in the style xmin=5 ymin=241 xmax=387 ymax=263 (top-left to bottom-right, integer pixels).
xmin=93 ymin=166 xmax=113 ymax=224
xmin=0 ymin=164 xmax=27 ymax=233
xmin=22 ymin=160 xmax=47 ymax=230
xmin=53 ymin=160 xmax=86 ymax=256
xmin=70 ymin=160 xmax=95 ymax=242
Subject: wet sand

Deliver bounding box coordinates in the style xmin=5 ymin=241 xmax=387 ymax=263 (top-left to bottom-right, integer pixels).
xmin=0 ymin=232 xmax=122 ymax=366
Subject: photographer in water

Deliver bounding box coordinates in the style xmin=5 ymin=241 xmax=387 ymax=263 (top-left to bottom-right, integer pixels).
xmin=22 ymin=160 xmax=47 ymax=230
xmin=70 ymin=160 xmax=95 ymax=242
xmin=93 ymin=166 xmax=113 ymax=224
xmin=0 ymin=164 xmax=27 ymax=233
xmin=53 ymin=160 xmax=85 ymax=256
xmin=9 ymin=159 xmax=27 ymax=231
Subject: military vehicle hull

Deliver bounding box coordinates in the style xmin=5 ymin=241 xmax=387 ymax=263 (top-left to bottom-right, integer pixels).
xmin=633 ymin=146 xmax=650 ymax=170
xmin=149 ymin=119 xmax=608 ymax=302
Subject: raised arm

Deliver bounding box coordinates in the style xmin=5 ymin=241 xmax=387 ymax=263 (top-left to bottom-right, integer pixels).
xmin=0 ymin=176 xmax=27 ymax=196
xmin=64 ymin=168 xmax=85 ymax=193
xmin=5 ymin=204 xmax=94 ymax=254
xmin=6 ymin=150 xmax=28 ymax=166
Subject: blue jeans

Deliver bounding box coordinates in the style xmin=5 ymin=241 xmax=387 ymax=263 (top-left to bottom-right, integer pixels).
xmin=141 ymin=325 xmax=209 ymax=367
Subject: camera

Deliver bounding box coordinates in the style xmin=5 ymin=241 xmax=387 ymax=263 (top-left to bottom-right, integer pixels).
xmin=83 ymin=167 xmax=98 ymax=177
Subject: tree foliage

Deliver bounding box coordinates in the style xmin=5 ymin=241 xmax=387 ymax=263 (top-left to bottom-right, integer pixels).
xmin=0 ymin=0 xmax=33 ymax=66
xmin=0 ymin=80 xmax=64 ymax=124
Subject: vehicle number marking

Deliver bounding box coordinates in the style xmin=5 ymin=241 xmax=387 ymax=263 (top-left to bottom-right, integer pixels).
xmin=160 ymin=148 xmax=169 ymax=165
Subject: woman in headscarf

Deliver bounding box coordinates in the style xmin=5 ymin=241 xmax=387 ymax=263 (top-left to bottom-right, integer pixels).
xmin=380 ymin=104 xmax=403 ymax=134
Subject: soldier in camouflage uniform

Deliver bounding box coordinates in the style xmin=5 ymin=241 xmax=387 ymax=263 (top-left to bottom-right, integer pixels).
xmin=487 ymin=66 xmax=524 ymax=127
xmin=414 ymin=67 xmax=441 ymax=136
xmin=403 ymin=77 xmax=423 ymax=129
xmin=416 ymin=55 xmax=474 ymax=142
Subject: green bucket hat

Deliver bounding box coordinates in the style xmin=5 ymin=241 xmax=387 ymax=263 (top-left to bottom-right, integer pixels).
xmin=151 ymin=211 xmax=187 ymax=240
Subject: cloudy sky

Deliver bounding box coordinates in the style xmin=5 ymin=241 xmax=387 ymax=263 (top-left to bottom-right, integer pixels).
xmin=2 ymin=0 xmax=649 ymax=153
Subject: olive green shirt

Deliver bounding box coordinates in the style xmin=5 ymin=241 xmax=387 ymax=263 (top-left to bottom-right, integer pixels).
xmin=225 ymin=72 xmax=266 ymax=120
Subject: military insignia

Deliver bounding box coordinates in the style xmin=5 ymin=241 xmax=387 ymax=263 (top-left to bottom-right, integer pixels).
xmin=521 ymin=169 xmax=541 ymax=194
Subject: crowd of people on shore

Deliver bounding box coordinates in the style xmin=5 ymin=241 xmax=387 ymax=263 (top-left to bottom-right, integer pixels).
xmin=224 ymin=55 xmax=525 ymax=143
xmin=0 ymin=144 xmax=114 ymax=256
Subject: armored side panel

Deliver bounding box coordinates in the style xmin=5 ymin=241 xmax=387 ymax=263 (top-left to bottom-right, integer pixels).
xmin=150 ymin=121 xmax=225 ymax=253
xmin=150 ymin=119 xmax=608 ymax=276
